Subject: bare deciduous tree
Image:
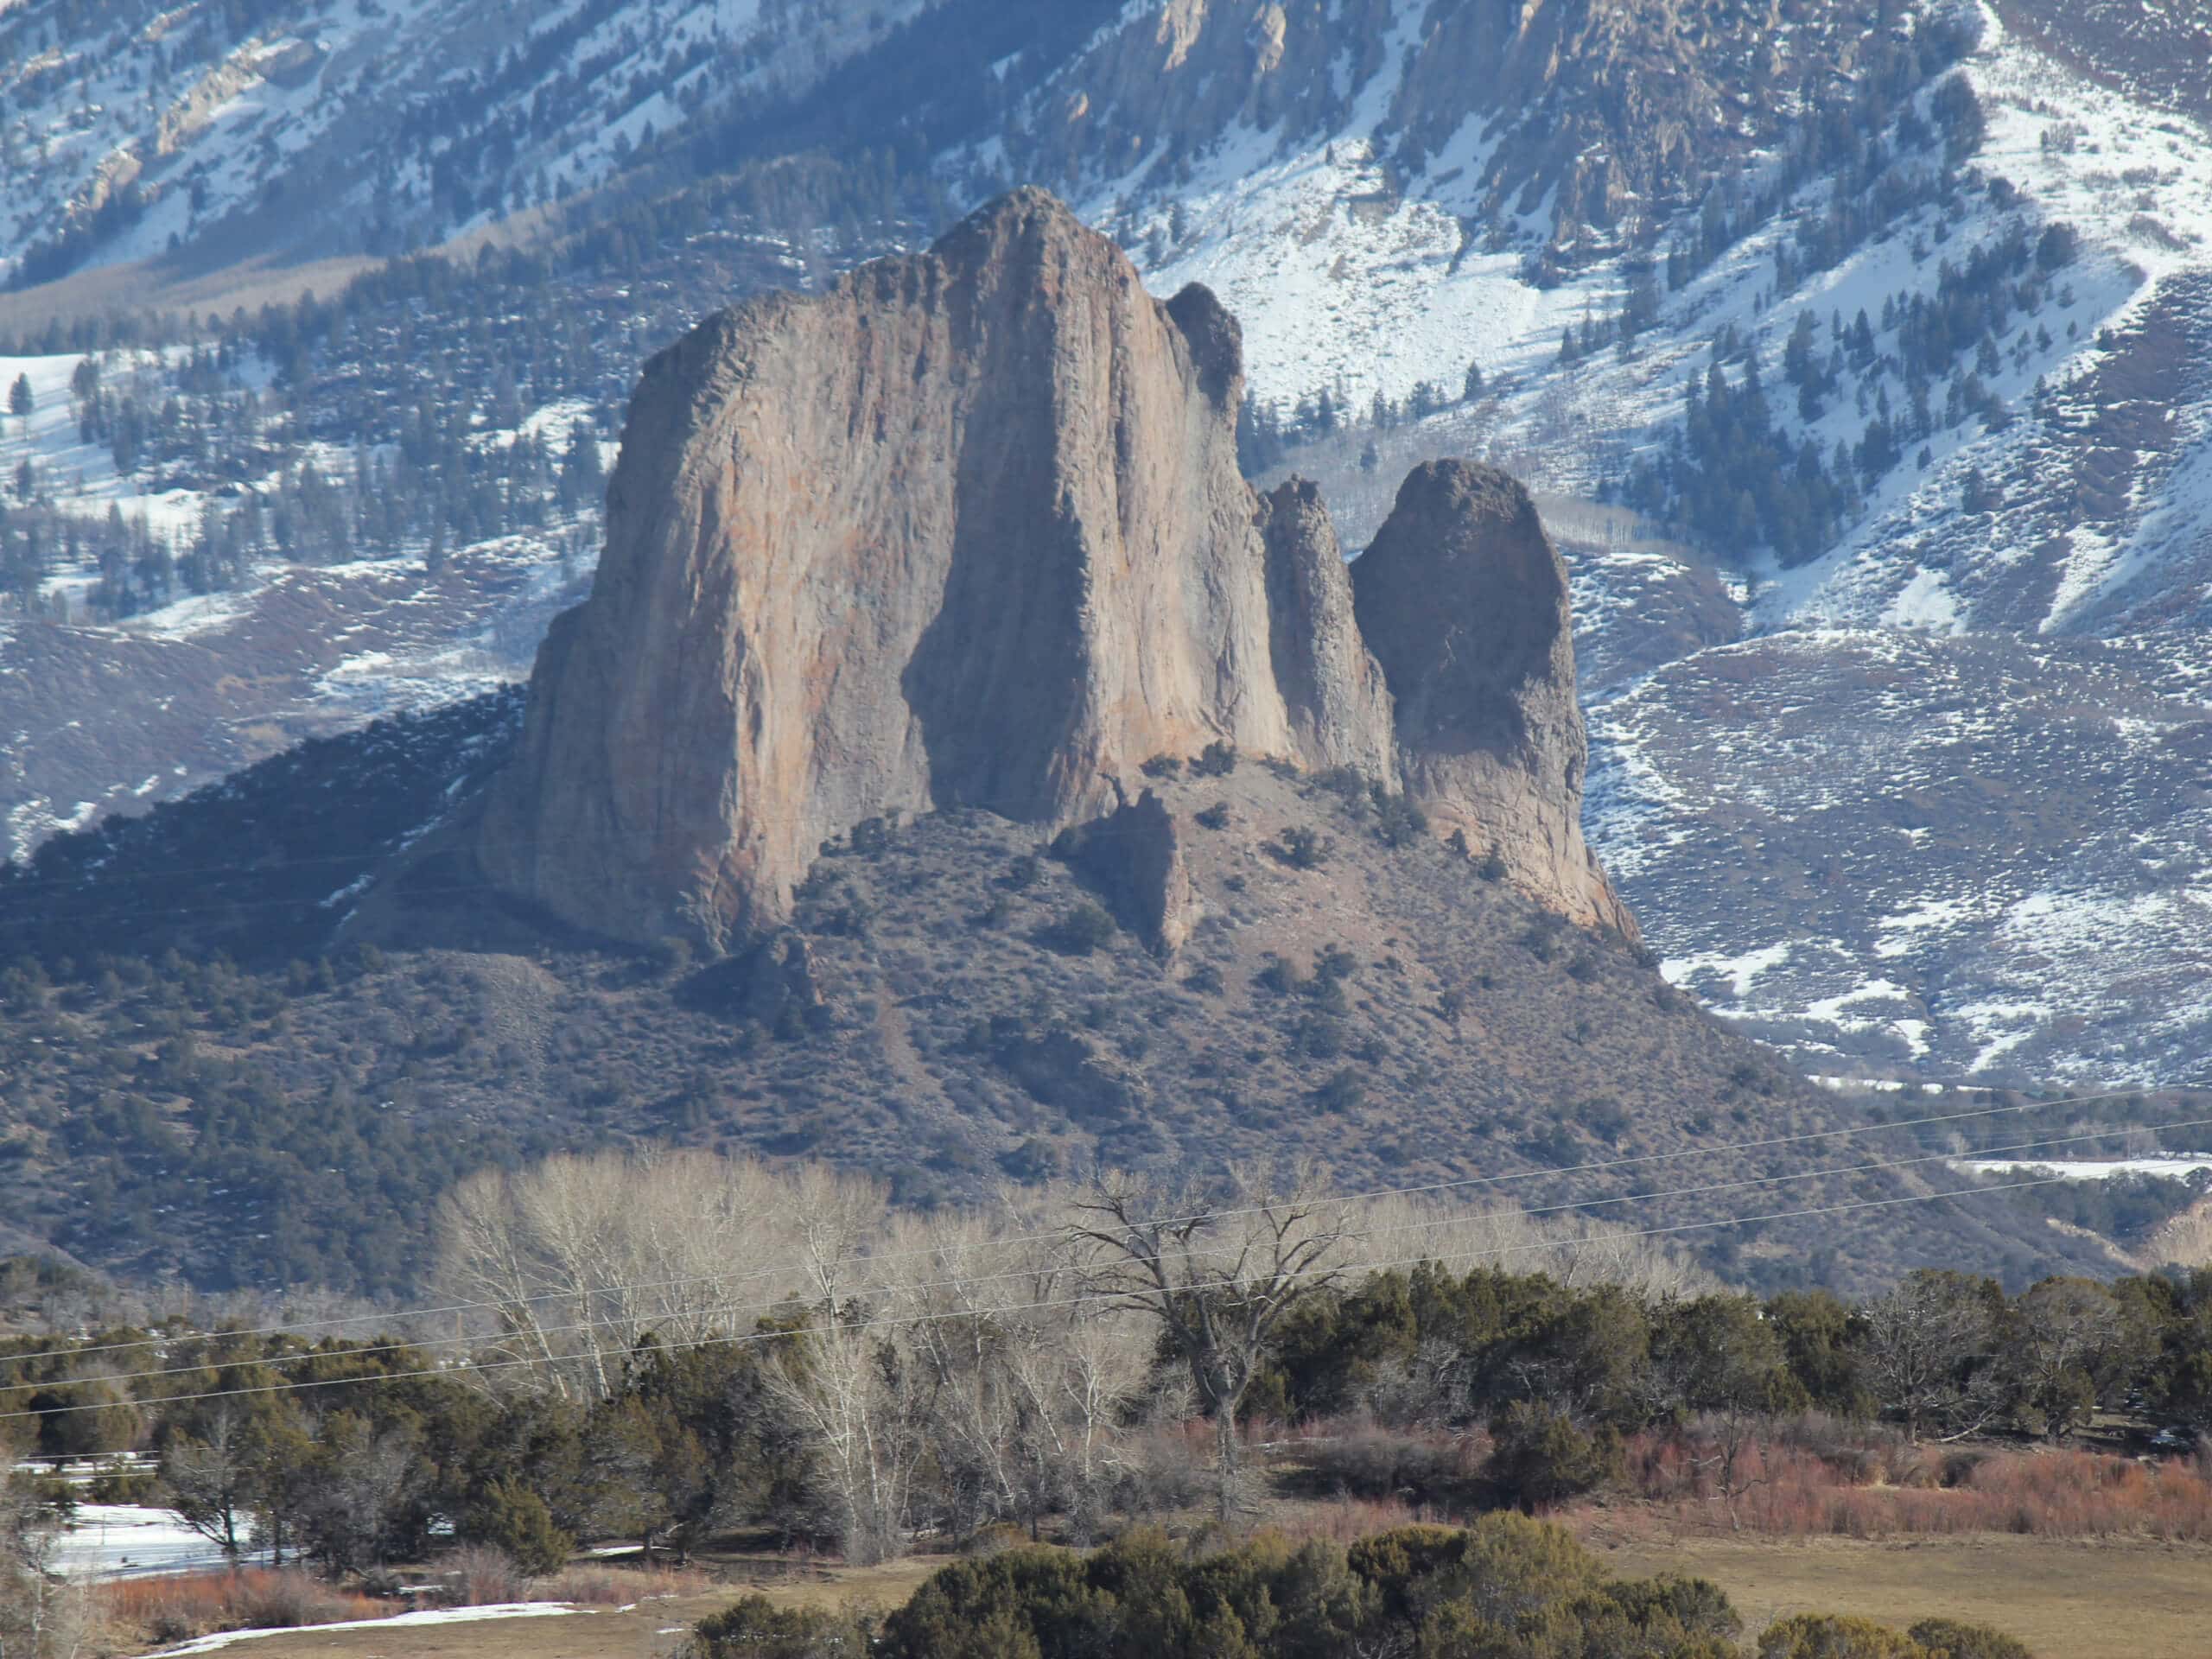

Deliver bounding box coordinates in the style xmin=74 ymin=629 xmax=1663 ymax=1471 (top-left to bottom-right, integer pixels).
xmin=760 ymin=1166 xmax=925 ymax=1565
xmin=1068 ymin=1164 xmax=1351 ymax=1522
xmin=161 ymin=1408 xmax=256 ymax=1558
xmin=1862 ymin=1269 xmax=2009 ymax=1443
xmin=435 ymin=1151 xmax=790 ymax=1399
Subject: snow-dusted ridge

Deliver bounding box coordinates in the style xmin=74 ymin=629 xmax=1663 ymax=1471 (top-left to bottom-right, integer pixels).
xmin=0 ymin=0 xmax=936 ymax=286
xmin=2 ymin=0 xmax=2209 ymax=1090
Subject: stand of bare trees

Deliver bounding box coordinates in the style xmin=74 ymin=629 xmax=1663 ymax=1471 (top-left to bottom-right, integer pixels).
xmin=432 ymin=1151 xmax=1710 ymax=1561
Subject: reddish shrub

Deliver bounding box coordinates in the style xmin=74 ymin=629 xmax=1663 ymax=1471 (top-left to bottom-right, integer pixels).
xmin=1610 ymin=1428 xmax=2212 ymax=1541
xmin=103 ymin=1569 xmax=382 ymax=1642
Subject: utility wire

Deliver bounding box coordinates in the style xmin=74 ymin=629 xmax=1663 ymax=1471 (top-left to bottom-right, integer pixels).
xmin=17 ymin=1108 xmax=2211 ymax=1395
xmin=3 ymin=1081 xmax=2187 ymax=1372
xmin=0 ymin=1175 xmax=2078 ymax=1421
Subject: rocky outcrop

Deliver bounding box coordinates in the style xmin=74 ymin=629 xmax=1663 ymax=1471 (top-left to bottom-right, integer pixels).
xmin=983 ymin=2 xmax=1921 ymax=266
xmin=1049 ymin=790 xmax=1202 ymax=955
xmin=480 ymin=189 xmax=1631 ymax=948
xmin=480 ymin=188 xmax=1395 ymax=947
xmin=1352 ymin=461 xmax=1637 ymax=938
xmin=1258 ymin=480 xmax=1399 ymax=780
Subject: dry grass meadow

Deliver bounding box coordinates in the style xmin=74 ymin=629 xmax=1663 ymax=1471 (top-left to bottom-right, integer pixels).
xmin=100 ymin=1529 xmax=2209 ymax=1659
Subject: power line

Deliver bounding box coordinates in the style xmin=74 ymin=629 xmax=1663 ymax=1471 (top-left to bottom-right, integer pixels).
xmin=14 ymin=1109 xmax=2208 ymax=1397
xmin=2 ymin=1081 xmax=2183 ymax=1372
xmin=30 ymin=1110 xmax=2212 ymax=1397
xmin=0 ymin=1174 xmax=2078 ymax=1421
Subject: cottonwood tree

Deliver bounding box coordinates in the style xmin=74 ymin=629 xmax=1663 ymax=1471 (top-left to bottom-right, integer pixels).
xmin=1068 ymin=1164 xmax=1351 ymax=1522
xmin=899 ymin=1203 xmax=1152 ymax=1541
xmin=436 ymin=1151 xmax=793 ymax=1400
xmin=760 ymin=1165 xmax=925 ymax=1565
xmin=896 ymin=1209 xmax=1039 ymax=1536
xmin=2008 ymin=1276 xmax=2141 ymax=1442
xmin=1 ymin=1445 xmax=96 ymax=1659
xmin=160 ymin=1408 xmax=257 ymax=1558
xmin=1861 ymin=1269 xmax=2010 ymax=1442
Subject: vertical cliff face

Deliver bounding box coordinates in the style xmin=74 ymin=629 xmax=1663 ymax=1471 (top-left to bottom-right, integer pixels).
xmin=479 ymin=189 xmax=1631 ymax=949
xmin=478 ymin=188 xmax=1394 ymax=947
xmin=1352 ymin=461 xmax=1637 ymax=938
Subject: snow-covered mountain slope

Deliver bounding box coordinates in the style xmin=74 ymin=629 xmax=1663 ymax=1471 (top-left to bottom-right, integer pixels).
xmin=2001 ymin=0 xmax=2212 ymax=124
xmin=1587 ymin=627 xmax=2212 ymax=1088
xmin=2 ymin=0 xmax=2208 ymax=1090
xmin=1080 ymin=3 xmax=2211 ymax=635
xmin=0 ymin=0 xmax=937 ymax=288
xmin=0 ymin=531 xmax=580 ymax=861
xmin=1004 ymin=0 xmax=2212 ymax=1086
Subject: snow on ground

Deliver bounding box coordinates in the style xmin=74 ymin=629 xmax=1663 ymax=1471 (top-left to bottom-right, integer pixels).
xmin=0 ymin=0 xmax=938 ymax=286
xmin=1586 ymin=626 xmax=2212 ymax=1085
xmin=144 ymin=1604 xmax=577 ymax=1657
xmin=1096 ymin=0 xmax=2212 ymax=650
xmin=1661 ymin=942 xmax=1792 ymax=1003
xmin=50 ymin=1504 xmax=260 ymax=1580
xmin=1955 ymin=1156 xmax=2212 ymax=1181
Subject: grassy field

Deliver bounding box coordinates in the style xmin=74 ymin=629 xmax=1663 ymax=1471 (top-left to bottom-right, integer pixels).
xmin=124 ymin=1561 xmax=938 ymax=1659
xmin=118 ymin=1534 xmax=2211 ymax=1658
xmin=1592 ymin=1532 xmax=2212 ymax=1659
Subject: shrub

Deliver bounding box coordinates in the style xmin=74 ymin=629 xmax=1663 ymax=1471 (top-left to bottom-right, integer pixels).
xmin=1350 ymin=1514 xmax=1603 ymax=1630
xmin=1037 ymin=904 xmax=1116 ymax=957
xmin=463 ymin=1478 xmax=573 ymax=1576
xmin=1573 ymin=1096 xmax=1631 ymax=1145
xmin=1299 ymin=1425 xmax=1484 ymax=1505
xmin=1616 ymin=1429 xmax=2212 ymax=1542
xmin=1280 ymin=825 xmax=1333 ymax=869
xmin=689 ymin=1594 xmax=877 ymax=1659
xmin=1293 ymin=1013 xmax=1346 ymax=1060
xmin=443 ymin=1542 xmax=531 ymax=1607
xmin=1907 ymin=1619 xmax=2035 ymax=1659
xmin=1314 ymin=944 xmax=1358 ymax=983
xmin=1523 ymin=1123 xmax=1580 ymax=1166
xmin=1759 ymin=1614 xmax=1927 ymax=1658
xmin=1369 ymin=788 xmax=1427 ymax=848
xmin=85 ymin=1463 xmax=156 ymax=1503
xmin=103 ymin=1570 xmax=380 ymax=1643
xmin=1192 ymin=741 xmax=1238 ymax=777
xmin=1487 ymin=1402 xmax=1622 ymax=1513
xmin=849 ymin=816 xmax=893 ymax=857
xmin=1311 ymin=1068 xmax=1366 ymax=1113
xmin=1194 ymin=802 xmax=1230 ymax=830
xmin=1314 ymin=766 xmax=1369 ymax=804
xmin=1141 ymin=753 xmax=1183 ymax=779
